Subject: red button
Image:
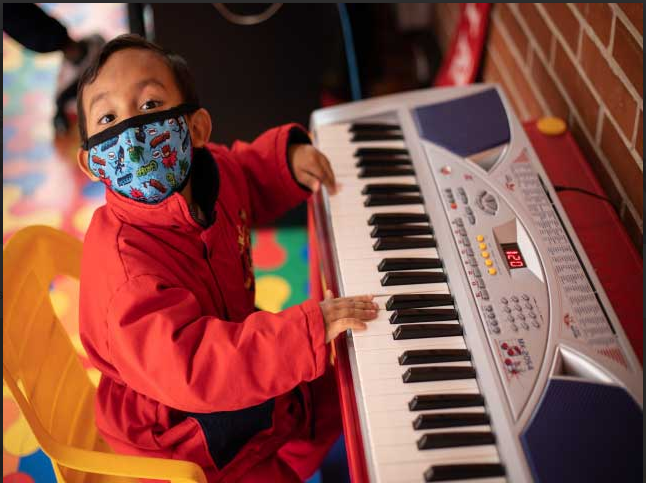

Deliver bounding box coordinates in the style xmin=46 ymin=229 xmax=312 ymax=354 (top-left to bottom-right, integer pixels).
xmin=501 ymin=343 xmax=509 ymax=350
xmin=504 ymin=358 xmax=512 ymax=365
xmin=507 ymin=349 xmax=515 ymax=356
xmin=450 ymin=203 xmax=457 ymax=209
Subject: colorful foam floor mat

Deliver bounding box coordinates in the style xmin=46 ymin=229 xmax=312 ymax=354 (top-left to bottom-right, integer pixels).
xmin=3 ymin=4 xmax=347 ymax=482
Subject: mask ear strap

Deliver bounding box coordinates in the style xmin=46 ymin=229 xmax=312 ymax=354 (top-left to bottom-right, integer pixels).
xmin=81 ymin=103 xmax=200 ymax=151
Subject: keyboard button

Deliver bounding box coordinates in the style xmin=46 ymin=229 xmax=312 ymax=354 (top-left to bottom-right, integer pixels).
xmin=413 ymin=412 xmax=490 ymax=430
xmin=368 ymin=213 xmax=430 ymax=225
xmin=390 ymin=308 xmax=458 ymax=324
xmin=354 ymin=147 xmax=409 ymax=157
xmin=351 ymin=132 xmax=404 ymax=142
xmin=417 ymin=431 xmax=495 ymax=450
xmin=409 ymin=394 xmax=485 ymax=411
xmin=424 ymin=463 xmax=505 ymax=482
xmin=403 ymin=366 xmax=476 ymax=383
xmin=364 ymin=194 xmax=424 ymax=206
xmin=378 ymin=258 xmax=441 ymax=271
xmin=359 ymin=167 xmax=416 ymax=178
xmin=361 ymin=183 xmax=419 ymax=194
xmin=386 ymin=294 xmax=453 ymax=310
xmin=349 ymin=122 xmax=401 ymax=132
xmin=373 ymin=237 xmax=436 ymax=251
xmin=399 ymin=349 xmax=470 ymax=365
xmin=381 ymin=272 xmax=448 ymax=286
xmin=393 ymin=324 xmax=463 ymax=340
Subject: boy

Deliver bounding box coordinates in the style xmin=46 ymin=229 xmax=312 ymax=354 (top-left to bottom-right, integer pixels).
xmin=77 ymin=34 xmax=377 ymax=482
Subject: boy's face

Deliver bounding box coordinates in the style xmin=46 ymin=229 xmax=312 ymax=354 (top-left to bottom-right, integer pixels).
xmin=82 ymin=48 xmax=184 ymax=140
xmin=77 ymin=48 xmax=211 ymax=183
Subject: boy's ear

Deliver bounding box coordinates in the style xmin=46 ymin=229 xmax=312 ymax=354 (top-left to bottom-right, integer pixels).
xmin=77 ymin=148 xmax=100 ymax=181
xmin=188 ymin=108 xmax=212 ymax=148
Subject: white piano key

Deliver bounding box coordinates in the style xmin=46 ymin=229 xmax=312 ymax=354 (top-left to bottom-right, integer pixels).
xmin=351 ymin=338 xmax=466 ymax=361
xmin=328 ymin=200 xmax=427 ymax=218
xmin=363 ymin=388 xmax=482 ymax=414
xmin=359 ymin=377 xmax=480 ymax=397
xmin=370 ymin=424 xmax=493 ymax=446
xmin=320 ymin=140 xmax=408 ymax=150
xmin=359 ymin=360 xmax=472 ymax=380
xmin=334 ymin=175 xmax=419 ymax=187
xmin=378 ymin=460 xmax=504 ymax=483
xmin=374 ymin=442 xmax=499 ymax=466
xmin=351 ymin=333 xmax=468 ymax=352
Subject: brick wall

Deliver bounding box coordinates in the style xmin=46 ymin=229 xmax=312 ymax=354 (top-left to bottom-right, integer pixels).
xmin=432 ymin=3 xmax=643 ymax=250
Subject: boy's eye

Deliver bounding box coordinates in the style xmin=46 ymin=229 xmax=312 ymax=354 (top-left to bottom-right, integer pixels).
xmin=141 ymin=100 xmax=162 ymax=111
xmin=99 ymin=114 xmax=116 ymax=125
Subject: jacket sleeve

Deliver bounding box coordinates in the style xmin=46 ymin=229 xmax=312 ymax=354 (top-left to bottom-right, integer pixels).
xmin=106 ymin=274 xmax=328 ymax=413
xmin=229 ymin=123 xmax=312 ymax=226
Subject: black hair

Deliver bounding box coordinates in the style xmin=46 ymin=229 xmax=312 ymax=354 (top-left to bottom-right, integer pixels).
xmin=76 ymin=34 xmax=199 ymax=146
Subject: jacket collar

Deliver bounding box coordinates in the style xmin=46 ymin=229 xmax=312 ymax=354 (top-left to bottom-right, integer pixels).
xmin=106 ymin=147 xmax=219 ymax=230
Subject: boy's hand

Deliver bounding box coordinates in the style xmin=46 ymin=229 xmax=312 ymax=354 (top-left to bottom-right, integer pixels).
xmin=288 ymin=144 xmax=338 ymax=195
xmin=320 ymin=289 xmax=378 ymax=343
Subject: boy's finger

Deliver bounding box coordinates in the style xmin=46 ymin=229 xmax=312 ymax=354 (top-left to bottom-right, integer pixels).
xmin=325 ymin=289 xmax=334 ymax=300
xmin=341 ymin=319 xmax=368 ymax=331
xmin=318 ymin=153 xmax=337 ymax=194
xmin=298 ymin=171 xmax=321 ymax=192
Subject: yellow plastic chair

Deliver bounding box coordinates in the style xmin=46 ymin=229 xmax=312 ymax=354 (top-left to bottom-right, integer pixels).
xmin=3 ymin=225 xmax=207 ymax=483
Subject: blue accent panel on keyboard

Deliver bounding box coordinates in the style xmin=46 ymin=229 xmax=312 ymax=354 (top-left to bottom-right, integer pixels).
xmin=412 ymin=89 xmax=510 ymax=157
xmin=521 ymin=378 xmax=642 ymax=483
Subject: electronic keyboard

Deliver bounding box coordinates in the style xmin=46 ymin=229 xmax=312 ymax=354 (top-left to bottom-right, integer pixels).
xmin=309 ymin=84 xmax=643 ymax=483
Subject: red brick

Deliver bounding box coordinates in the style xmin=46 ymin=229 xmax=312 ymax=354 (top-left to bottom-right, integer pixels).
xmin=617 ymin=3 xmax=643 ymax=35
xmin=584 ymin=3 xmax=613 ymax=47
xmin=530 ymin=48 xmax=569 ymax=120
xmin=622 ymin=206 xmax=643 ymax=254
xmin=612 ymin=19 xmax=643 ymax=95
xmin=518 ymin=3 xmax=553 ymax=59
xmin=497 ymin=4 xmax=529 ymax=62
xmin=580 ymin=32 xmax=637 ymax=139
xmin=543 ymin=3 xmax=580 ymax=52
xmin=637 ymin=111 xmax=643 ymax=159
xmin=600 ymin=115 xmax=643 ymax=217
xmin=570 ymin=119 xmax=624 ymax=212
xmin=554 ymin=42 xmax=599 ymax=134
xmin=482 ymin=46 xmax=524 ymax=118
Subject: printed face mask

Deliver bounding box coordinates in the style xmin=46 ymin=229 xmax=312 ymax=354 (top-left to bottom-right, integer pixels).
xmin=83 ymin=103 xmax=199 ymax=203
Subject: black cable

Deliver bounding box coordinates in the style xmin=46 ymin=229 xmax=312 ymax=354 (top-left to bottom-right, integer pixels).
xmin=553 ymin=185 xmax=613 ymax=205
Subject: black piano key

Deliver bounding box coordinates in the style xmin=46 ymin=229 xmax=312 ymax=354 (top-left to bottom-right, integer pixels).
xmin=381 ymin=272 xmax=447 ymax=287
xmin=356 ymin=157 xmax=412 ymax=168
xmin=354 ymin=147 xmax=408 ymax=157
xmin=361 ymin=183 xmax=419 ymax=194
xmin=390 ymin=308 xmax=457 ymax=324
xmin=413 ymin=412 xmax=490 ymax=430
xmin=371 ymin=224 xmax=432 ymax=238
xmin=351 ymin=133 xmax=404 ymax=142
xmin=392 ymin=324 xmax=463 ymax=340
xmin=364 ymin=194 xmax=423 ymax=207
xmin=403 ymin=366 xmax=476 ymax=383
xmin=386 ymin=293 xmax=453 ymax=310
xmin=409 ymin=394 xmax=485 ymax=411
xmin=378 ymin=258 xmax=441 ymax=271
xmin=368 ymin=213 xmax=429 ymax=225
xmin=373 ymin=237 xmax=436 ymax=251
xmin=359 ymin=167 xmax=416 ymax=178
xmin=349 ymin=122 xmax=401 ymax=132
xmin=399 ymin=349 xmax=471 ymax=365
xmin=417 ymin=432 xmax=495 ymax=450
xmin=424 ymin=464 xmax=505 ymax=482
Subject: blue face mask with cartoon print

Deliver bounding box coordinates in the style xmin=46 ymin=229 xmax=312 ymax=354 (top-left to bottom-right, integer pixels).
xmin=83 ymin=103 xmax=199 ymax=204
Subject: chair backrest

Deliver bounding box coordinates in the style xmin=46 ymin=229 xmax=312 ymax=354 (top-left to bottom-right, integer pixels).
xmin=3 ymin=225 xmax=117 ymax=483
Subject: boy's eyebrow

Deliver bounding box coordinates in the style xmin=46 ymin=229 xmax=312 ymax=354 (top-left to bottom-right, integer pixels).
xmin=88 ymin=79 xmax=168 ymax=113
xmin=134 ymin=78 xmax=168 ymax=93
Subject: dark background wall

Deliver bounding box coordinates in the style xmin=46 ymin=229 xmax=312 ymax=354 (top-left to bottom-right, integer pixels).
xmin=151 ymin=3 xmax=345 ymax=145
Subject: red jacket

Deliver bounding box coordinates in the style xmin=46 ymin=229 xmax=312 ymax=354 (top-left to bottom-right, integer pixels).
xmin=79 ymin=124 xmax=329 ymax=482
